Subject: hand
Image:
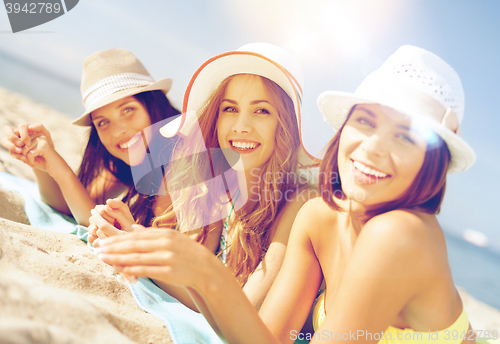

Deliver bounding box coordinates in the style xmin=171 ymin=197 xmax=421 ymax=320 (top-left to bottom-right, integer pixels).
xmin=87 ymin=218 xmax=100 ymax=246
xmin=90 ymin=205 xmax=126 ymax=241
xmin=2 ymin=123 xmax=62 ymax=176
xmin=96 ymin=226 xmax=217 ymax=288
xmin=102 ymin=198 xmax=136 ymax=232
xmin=2 ymin=123 xmax=36 ymax=164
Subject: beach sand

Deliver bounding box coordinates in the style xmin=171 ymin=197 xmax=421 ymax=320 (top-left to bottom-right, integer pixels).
xmin=0 ymin=86 xmax=498 ymax=342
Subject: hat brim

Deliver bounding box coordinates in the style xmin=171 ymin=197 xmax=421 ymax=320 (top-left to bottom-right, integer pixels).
xmin=72 ymin=78 xmax=173 ymax=127
xmin=317 ymin=91 xmax=476 ymax=174
xmin=161 ymin=51 xmax=319 ymax=167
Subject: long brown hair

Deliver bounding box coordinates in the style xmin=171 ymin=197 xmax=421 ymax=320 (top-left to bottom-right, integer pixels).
xmin=319 ymin=105 xmax=450 ymax=218
xmin=78 ymin=90 xmax=180 ymax=226
xmin=154 ymin=75 xmax=306 ymax=285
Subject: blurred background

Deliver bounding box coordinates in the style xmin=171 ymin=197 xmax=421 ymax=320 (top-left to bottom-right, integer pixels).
xmin=1 ymin=0 xmax=499 ymax=308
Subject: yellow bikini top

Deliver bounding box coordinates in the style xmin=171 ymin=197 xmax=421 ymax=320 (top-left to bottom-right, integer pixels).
xmin=312 ymin=291 xmax=477 ymax=344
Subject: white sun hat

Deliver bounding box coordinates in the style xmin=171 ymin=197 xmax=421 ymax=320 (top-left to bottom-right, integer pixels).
xmin=317 ymin=45 xmax=475 ymax=174
xmin=72 ymin=48 xmax=172 ymax=126
xmin=160 ymin=42 xmax=319 ymax=167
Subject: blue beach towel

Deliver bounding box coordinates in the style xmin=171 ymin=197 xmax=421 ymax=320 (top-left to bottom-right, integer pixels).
xmin=0 ymin=172 xmax=89 ymax=243
xmin=129 ymin=278 xmax=223 ymax=344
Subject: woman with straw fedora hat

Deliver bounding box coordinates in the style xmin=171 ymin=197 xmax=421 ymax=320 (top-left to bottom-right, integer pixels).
xmin=2 ymin=48 xmax=180 ymax=243
xmin=96 ymin=45 xmax=498 ymax=344
xmin=93 ymin=42 xmax=320 ymax=312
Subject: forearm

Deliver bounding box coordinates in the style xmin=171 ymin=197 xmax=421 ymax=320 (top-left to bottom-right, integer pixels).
xmin=195 ymin=257 xmax=279 ymax=344
xmin=48 ymin=159 xmax=96 ymax=226
xmin=152 ymin=279 xmax=200 ymax=312
xmin=33 ymin=168 xmax=71 ymax=215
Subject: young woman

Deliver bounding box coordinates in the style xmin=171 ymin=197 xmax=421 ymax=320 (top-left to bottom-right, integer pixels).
xmin=95 ymin=45 xmax=499 ymax=344
xmin=1 ymin=48 xmax=179 ymax=238
xmin=90 ymin=43 xmax=320 ymax=311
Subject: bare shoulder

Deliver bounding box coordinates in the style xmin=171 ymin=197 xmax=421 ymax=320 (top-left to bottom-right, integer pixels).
xmin=359 ymin=210 xmax=443 ymax=272
xmin=363 ymin=209 xmax=432 ymax=242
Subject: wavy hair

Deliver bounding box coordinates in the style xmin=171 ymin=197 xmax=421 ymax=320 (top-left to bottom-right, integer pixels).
xmin=154 ymin=75 xmax=307 ymax=285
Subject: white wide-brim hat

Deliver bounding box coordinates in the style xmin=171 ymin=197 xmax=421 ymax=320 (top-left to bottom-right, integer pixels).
xmin=72 ymin=48 xmax=172 ymax=126
xmin=160 ymin=42 xmax=319 ymax=167
xmin=317 ymin=45 xmax=475 ymax=174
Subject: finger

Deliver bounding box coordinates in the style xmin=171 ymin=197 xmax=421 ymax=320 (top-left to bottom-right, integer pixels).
xmin=2 ymin=126 xmax=24 ymax=148
xmin=96 ymin=234 xmax=175 ymax=255
xmin=99 ymin=228 xmax=174 ymax=247
xmin=103 ymin=205 xmax=134 ymax=231
xmin=92 ymin=237 xmax=101 ymax=248
xmin=88 ymin=223 xmax=98 ymax=237
xmin=17 ymin=124 xmax=31 ymax=147
xmin=115 ymin=265 xmax=189 ymax=287
xmin=1 ymin=137 xmax=23 ymax=153
xmin=26 ymin=149 xmax=40 ymax=167
xmin=98 ymin=251 xmax=170 ymax=267
xmin=88 ymin=234 xmax=97 ymax=245
xmin=94 ymin=205 xmax=116 ymax=224
xmin=91 ymin=209 xmax=122 ymax=237
xmin=96 ymin=229 xmax=109 ymax=240
xmin=9 ymin=150 xmax=29 ymax=163
xmin=28 ymin=123 xmax=49 ymax=136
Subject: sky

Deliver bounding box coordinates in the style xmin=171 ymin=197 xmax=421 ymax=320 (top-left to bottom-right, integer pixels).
xmin=0 ymin=0 xmax=499 ymax=252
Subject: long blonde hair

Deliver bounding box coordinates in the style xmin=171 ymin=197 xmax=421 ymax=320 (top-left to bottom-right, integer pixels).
xmin=154 ymin=74 xmax=306 ymax=285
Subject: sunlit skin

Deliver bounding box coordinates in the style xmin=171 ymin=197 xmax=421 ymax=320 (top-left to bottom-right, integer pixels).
xmin=338 ymin=104 xmax=428 ymax=210
xmin=91 ymin=96 xmax=152 ymax=166
xmin=217 ymin=74 xmax=279 ymax=184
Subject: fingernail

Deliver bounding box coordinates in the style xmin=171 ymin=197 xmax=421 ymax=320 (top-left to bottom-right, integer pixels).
xmin=15 ymin=147 xmax=22 ymax=153
xmin=15 ymin=140 xmax=23 ymax=146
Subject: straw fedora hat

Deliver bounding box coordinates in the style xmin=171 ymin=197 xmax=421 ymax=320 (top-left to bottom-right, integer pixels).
xmin=72 ymin=48 xmax=172 ymax=126
xmin=160 ymin=42 xmax=319 ymax=167
xmin=317 ymin=45 xmax=475 ymax=174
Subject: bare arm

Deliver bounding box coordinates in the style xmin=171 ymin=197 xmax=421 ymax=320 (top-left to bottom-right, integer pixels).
xmin=243 ymin=188 xmax=317 ymax=310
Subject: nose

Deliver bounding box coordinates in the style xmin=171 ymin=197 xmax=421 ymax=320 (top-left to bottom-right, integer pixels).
xmin=231 ymin=111 xmax=252 ymax=134
xmin=112 ymin=121 xmax=128 ymax=137
xmin=360 ymin=133 xmax=389 ymax=157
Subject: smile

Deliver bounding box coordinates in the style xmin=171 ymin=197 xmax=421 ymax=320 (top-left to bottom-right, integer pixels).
xmin=118 ymin=134 xmax=141 ymax=150
xmin=230 ymin=140 xmax=260 ymax=151
xmin=352 ymin=160 xmax=389 ymax=178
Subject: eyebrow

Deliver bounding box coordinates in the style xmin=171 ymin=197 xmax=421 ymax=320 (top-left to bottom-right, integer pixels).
xmin=221 ymin=99 xmax=272 ymax=106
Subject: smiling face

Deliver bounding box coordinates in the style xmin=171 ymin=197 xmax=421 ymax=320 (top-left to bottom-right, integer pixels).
xmin=216 ymin=74 xmax=279 ymax=174
xmin=337 ymin=104 xmax=430 ymax=207
xmin=91 ymin=96 xmax=152 ymax=166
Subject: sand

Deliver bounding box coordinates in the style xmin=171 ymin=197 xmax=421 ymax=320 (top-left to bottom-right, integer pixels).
xmin=0 ymin=85 xmax=498 ymax=343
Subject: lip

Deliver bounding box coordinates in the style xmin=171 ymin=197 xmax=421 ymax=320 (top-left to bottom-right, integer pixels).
xmin=351 ymin=159 xmax=391 ymax=185
xmin=229 ymin=139 xmax=261 ymax=154
xmin=117 ymin=133 xmax=143 ymax=151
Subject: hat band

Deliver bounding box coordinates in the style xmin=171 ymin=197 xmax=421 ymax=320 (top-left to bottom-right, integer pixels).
xmin=83 ymin=73 xmax=155 ymax=110
xmin=355 ymin=79 xmax=460 ymax=134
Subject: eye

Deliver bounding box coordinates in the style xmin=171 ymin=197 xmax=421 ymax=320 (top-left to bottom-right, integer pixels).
xmin=255 ymin=108 xmax=270 ymax=115
xmin=96 ymin=119 xmax=110 ymax=128
xmin=356 ymin=117 xmax=375 ymax=128
xmin=122 ymin=107 xmax=135 ymax=116
xmin=396 ymin=133 xmax=415 ymax=144
xmin=222 ymin=106 xmax=238 ymax=113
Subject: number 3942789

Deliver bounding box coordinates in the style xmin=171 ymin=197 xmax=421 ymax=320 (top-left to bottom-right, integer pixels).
xmin=5 ymin=3 xmax=61 ymax=14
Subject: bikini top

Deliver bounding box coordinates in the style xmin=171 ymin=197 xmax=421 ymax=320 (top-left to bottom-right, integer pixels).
xmin=313 ymin=291 xmax=473 ymax=344
xmin=217 ymin=190 xmax=240 ymax=265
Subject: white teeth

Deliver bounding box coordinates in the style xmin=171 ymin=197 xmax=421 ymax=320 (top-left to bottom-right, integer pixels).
xmin=231 ymin=141 xmax=257 ymax=149
xmin=353 ymin=160 xmax=388 ymax=178
xmin=119 ymin=135 xmax=140 ymax=149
